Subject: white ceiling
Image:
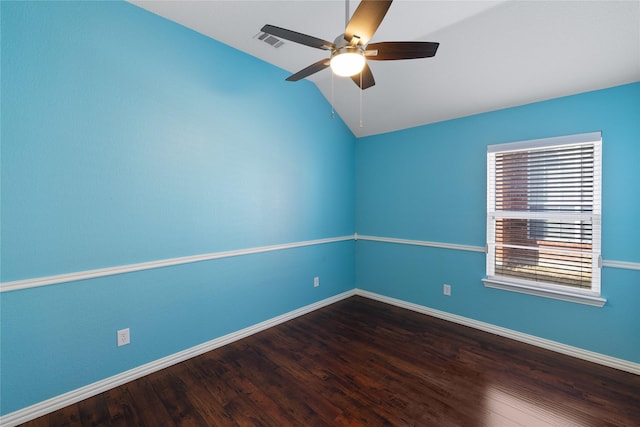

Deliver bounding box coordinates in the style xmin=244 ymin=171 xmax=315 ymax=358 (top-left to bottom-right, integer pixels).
xmin=130 ymin=0 xmax=640 ymax=138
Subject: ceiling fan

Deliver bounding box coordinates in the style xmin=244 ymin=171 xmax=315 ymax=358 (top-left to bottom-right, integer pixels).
xmin=261 ymin=0 xmax=439 ymax=90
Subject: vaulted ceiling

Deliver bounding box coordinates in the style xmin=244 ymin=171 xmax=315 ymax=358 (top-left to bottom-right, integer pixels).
xmin=130 ymin=1 xmax=640 ymax=137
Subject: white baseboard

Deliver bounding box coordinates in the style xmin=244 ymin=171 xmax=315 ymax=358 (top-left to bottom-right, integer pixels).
xmin=0 ymin=290 xmax=356 ymax=427
xmin=3 ymin=288 xmax=638 ymax=426
xmin=354 ymin=289 xmax=640 ymax=376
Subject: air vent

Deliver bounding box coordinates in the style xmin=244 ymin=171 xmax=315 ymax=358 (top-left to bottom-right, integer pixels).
xmin=255 ymin=32 xmax=284 ymax=48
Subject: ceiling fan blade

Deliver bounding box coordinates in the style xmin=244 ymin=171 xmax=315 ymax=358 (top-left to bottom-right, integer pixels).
xmin=286 ymin=59 xmax=331 ymax=82
xmin=350 ymin=62 xmax=375 ymax=90
xmin=344 ymin=0 xmax=393 ymax=46
xmin=261 ymin=25 xmax=335 ymax=50
xmin=365 ymin=41 xmax=440 ymax=60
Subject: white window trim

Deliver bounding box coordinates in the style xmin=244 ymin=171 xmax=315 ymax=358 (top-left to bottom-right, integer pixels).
xmin=482 ymin=278 xmax=606 ymax=307
xmin=485 ymin=132 xmax=605 ymax=307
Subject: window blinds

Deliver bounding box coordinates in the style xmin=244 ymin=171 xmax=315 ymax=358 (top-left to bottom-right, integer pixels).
xmin=487 ymin=132 xmax=601 ymax=293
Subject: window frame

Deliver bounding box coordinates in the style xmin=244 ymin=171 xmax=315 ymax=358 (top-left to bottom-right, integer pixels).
xmin=483 ymin=132 xmax=605 ymax=307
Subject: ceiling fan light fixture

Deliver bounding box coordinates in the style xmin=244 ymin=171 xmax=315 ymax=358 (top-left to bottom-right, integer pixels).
xmin=330 ymin=47 xmax=365 ymax=77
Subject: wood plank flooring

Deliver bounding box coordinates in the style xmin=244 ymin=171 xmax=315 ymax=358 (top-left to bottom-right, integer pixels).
xmin=20 ymin=296 xmax=640 ymax=426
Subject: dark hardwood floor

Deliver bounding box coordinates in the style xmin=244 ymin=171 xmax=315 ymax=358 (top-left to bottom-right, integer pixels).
xmin=21 ymin=296 xmax=640 ymax=426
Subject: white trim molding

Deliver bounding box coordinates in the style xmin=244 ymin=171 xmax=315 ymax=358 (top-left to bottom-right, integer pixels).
xmin=0 ymin=290 xmax=357 ymax=427
xmin=4 ymin=234 xmax=637 ymax=293
xmin=356 ymin=234 xmax=640 ymax=271
xmin=0 ymin=235 xmax=355 ymax=293
xmin=602 ymin=259 xmax=640 ymax=270
xmin=482 ymin=278 xmax=607 ymax=307
xmin=355 ymin=289 xmax=639 ymax=375
xmin=356 ymin=234 xmax=486 ymax=253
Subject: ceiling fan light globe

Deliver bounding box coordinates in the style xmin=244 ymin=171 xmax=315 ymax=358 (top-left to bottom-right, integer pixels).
xmin=330 ymin=51 xmax=366 ymax=77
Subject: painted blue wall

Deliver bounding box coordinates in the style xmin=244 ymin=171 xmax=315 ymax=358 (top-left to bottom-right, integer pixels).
xmin=356 ymin=82 xmax=640 ymax=363
xmin=0 ymin=1 xmax=355 ymax=415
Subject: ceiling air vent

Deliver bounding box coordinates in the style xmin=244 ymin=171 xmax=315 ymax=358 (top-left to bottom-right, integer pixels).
xmin=255 ymin=32 xmax=284 ymax=48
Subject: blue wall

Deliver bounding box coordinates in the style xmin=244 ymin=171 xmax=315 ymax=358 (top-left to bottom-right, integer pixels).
xmin=356 ymin=82 xmax=640 ymax=363
xmin=0 ymin=1 xmax=355 ymax=415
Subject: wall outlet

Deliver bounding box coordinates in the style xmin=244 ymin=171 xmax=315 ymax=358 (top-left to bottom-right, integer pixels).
xmin=117 ymin=328 xmax=130 ymax=347
xmin=314 ymin=276 xmax=320 ymax=287
xmin=443 ymin=284 xmax=452 ymax=296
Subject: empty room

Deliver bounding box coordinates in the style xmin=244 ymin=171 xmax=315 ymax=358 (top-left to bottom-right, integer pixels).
xmin=1 ymin=1 xmax=639 ymax=426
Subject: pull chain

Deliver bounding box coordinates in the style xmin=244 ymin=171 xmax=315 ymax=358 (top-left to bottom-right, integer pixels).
xmin=331 ymin=71 xmax=335 ymax=119
xmin=359 ymin=73 xmax=363 ymax=127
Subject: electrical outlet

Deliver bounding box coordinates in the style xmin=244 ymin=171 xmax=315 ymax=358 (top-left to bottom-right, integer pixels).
xmin=117 ymin=328 xmax=130 ymax=347
xmin=443 ymin=284 xmax=451 ymax=296
xmin=314 ymin=276 xmax=320 ymax=287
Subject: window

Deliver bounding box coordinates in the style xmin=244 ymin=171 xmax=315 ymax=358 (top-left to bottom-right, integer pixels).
xmin=484 ymin=132 xmax=605 ymax=307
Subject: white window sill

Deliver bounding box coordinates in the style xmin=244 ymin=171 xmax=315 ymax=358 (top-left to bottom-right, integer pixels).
xmin=482 ymin=278 xmax=606 ymax=307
